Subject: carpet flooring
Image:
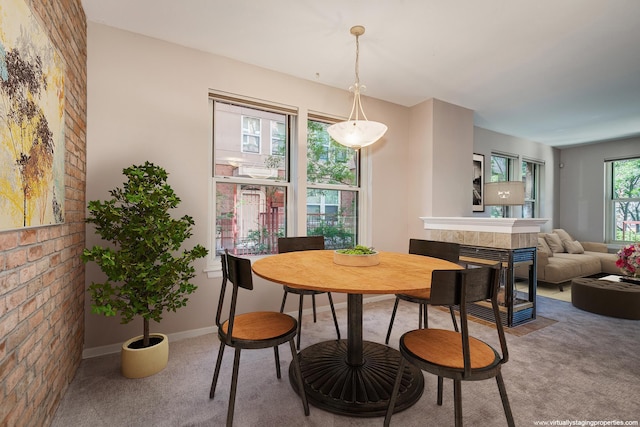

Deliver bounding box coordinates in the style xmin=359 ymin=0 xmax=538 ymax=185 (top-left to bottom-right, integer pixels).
xmin=516 ymin=279 xmax=572 ymax=303
xmin=461 ymin=310 xmax=558 ymax=337
xmin=52 ymin=295 xmax=640 ymax=427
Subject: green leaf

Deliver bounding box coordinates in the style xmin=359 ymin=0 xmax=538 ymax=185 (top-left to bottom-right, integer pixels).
xmin=83 ymin=162 xmax=209 ymax=341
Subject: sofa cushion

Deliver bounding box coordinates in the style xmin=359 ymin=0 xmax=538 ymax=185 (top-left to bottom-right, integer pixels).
xmin=542 ymin=254 xmax=583 ymax=283
xmin=544 ymin=233 xmax=565 ymax=253
xmin=584 ymin=251 xmax=619 ymax=274
xmin=563 ymin=240 xmax=585 ymax=254
xmin=537 ymin=237 xmax=553 ymax=257
xmin=581 ymin=241 xmax=608 ymax=253
xmin=553 ymin=228 xmax=573 ymax=242
xmin=553 ymin=253 xmax=601 ymax=277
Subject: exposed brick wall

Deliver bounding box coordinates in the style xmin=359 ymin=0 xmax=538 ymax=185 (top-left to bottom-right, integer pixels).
xmin=0 ymin=1 xmax=86 ymax=426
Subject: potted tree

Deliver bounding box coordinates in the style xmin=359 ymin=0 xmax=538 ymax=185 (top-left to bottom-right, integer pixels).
xmin=82 ymin=161 xmax=208 ymax=378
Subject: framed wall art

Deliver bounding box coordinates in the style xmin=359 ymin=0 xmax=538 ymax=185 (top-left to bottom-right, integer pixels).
xmin=472 ymin=153 xmax=484 ymax=212
xmin=0 ymin=0 xmax=66 ymax=230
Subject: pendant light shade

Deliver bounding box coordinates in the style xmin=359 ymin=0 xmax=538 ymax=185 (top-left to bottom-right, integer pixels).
xmin=326 ymin=118 xmax=388 ymax=149
xmin=327 ymin=26 xmax=387 ymax=149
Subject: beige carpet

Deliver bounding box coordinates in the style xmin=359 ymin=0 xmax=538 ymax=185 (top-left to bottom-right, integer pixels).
xmin=464 ymin=312 xmax=558 ymax=337
xmin=516 ymin=280 xmax=572 ymax=303
xmin=51 ymin=296 xmax=640 ymax=427
xmin=437 ymin=304 xmax=559 ymax=337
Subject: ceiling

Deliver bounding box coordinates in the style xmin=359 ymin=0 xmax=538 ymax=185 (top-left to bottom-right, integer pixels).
xmin=81 ymin=0 xmax=640 ymax=148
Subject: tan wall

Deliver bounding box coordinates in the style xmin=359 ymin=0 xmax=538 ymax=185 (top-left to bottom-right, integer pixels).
xmin=0 ymin=1 xmax=87 ymax=426
xmin=473 ymin=127 xmax=559 ymax=231
xmin=83 ymin=22 xmax=562 ymax=354
xmin=84 ymin=22 xmax=413 ymax=351
xmin=559 ymin=136 xmax=640 ymax=242
xmin=407 ymin=99 xmax=475 ymax=239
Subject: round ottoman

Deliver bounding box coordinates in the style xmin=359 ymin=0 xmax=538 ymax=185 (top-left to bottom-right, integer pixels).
xmin=571 ymin=278 xmax=640 ymax=320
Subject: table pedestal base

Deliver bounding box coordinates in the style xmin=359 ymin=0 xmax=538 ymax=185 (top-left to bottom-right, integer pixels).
xmin=289 ymin=339 xmax=424 ymax=417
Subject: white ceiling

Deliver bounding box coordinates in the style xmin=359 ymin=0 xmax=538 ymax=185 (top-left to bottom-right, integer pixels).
xmin=81 ymin=0 xmax=640 ymax=148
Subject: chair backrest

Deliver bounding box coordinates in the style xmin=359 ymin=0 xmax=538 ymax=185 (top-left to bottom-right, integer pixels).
xmin=409 ymin=238 xmax=460 ymax=263
xmin=429 ymin=264 xmax=508 ymax=373
xmin=429 ymin=266 xmax=497 ymax=306
xmin=226 ymin=251 xmax=254 ymax=291
xmin=215 ymin=250 xmax=254 ymax=341
xmin=278 ymin=236 xmax=325 ymax=253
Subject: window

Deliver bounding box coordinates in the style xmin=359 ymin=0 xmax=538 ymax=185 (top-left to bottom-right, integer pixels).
xmin=306 ymin=118 xmax=359 ymax=249
xmin=210 ymin=95 xmax=368 ymax=264
xmin=216 ymin=182 xmax=286 ymax=254
xmin=213 ymin=100 xmax=290 ymax=256
xmin=490 ymin=153 xmax=517 ymax=218
xmin=606 ymin=157 xmax=640 ymax=243
xmin=270 ymin=121 xmax=285 ymax=156
xmin=241 ymin=116 xmax=261 ymax=153
xmin=521 ymin=160 xmax=541 ymax=218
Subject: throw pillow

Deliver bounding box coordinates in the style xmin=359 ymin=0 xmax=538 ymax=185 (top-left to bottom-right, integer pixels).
xmin=553 ymin=228 xmax=573 ymax=242
xmin=544 ymin=233 xmax=565 ymax=253
xmin=563 ymin=240 xmax=584 ymax=254
xmin=537 ymin=237 xmax=553 ymax=257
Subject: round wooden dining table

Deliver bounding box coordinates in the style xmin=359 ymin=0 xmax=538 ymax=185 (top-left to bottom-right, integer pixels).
xmin=252 ymin=250 xmax=462 ymax=417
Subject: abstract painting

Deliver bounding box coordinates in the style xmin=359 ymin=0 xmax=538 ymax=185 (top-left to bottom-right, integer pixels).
xmin=0 ymin=0 xmax=65 ymax=230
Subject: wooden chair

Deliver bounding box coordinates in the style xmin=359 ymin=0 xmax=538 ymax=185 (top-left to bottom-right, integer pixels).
xmin=209 ymin=250 xmax=309 ymax=426
xmin=278 ymin=236 xmax=341 ymax=350
xmin=384 ymin=265 xmax=515 ymax=427
xmin=385 ymin=239 xmax=461 ymax=345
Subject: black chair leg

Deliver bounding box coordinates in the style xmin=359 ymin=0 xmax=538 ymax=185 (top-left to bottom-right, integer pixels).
xmin=289 ymin=339 xmax=310 ymax=416
xmin=279 ymin=289 xmax=288 ymax=313
xmin=384 ymin=356 xmax=406 ymax=427
xmin=210 ymin=341 xmax=226 ymax=398
xmin=449 ymin=306 xmax=459 ymax=332
xmin=421 ymin=303 xmax=429 ymax=328
xmin=385 ymin=297 xmax=400 ymax=345
xmin=312 ymin=294 xmax=317 ymax=322
xmin=327 ymin=292 xmax=341 ymax=341
xmin=496 ymin=372 xmax=515 ymax=427
xmin=227 ymin=348 xmax=242 ymax=427
xmin=296 ymin=294 xmax=304 ymax=350
xmin=437 ymin=376 xmax=443 ymax=405
xmin=453 ymin=379 xmax=462 ymax=427
xmin=274 ymin=346 xmax=281 ymax=379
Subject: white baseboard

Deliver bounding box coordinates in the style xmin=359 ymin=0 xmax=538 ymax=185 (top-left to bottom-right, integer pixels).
xmin=82 ymin=294 xmax=393 ymax=359
xmin=82 ymin=326 xmax=217 ymax=359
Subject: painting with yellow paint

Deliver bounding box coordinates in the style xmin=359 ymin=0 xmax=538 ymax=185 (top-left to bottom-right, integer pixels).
xmin=0 ymin=0 xmax=65 ymax=230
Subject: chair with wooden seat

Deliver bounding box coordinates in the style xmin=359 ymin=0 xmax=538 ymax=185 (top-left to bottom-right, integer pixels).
xmin=385 ymin=239 xmax=460 ymax=345
xmin=278 ymin=236 xmax=341 ymax=350
xmin=384 ymin=264 xmax=515 ymax=427
xmin=209 ymin=250 xmax=309 ymax=427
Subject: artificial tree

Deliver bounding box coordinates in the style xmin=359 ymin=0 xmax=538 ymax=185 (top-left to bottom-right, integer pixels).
xmin=82 ymin=161 xmax=208 ymax=348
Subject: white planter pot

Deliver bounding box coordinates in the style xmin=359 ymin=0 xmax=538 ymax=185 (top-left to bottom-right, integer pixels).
xmin=121 ymin=333 xmax=169 ymax=379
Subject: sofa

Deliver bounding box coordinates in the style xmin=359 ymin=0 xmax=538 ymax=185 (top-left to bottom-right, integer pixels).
xmin=516 ymin=228 xmax=620 ymax=291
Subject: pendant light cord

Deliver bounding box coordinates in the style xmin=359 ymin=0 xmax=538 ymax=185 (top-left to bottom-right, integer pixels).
xmin=349 ymin=32 xmax=368 ymax=122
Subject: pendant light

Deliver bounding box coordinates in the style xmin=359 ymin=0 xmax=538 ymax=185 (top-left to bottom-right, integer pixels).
xmin=327 ymin=25 xmax=388 ymax=149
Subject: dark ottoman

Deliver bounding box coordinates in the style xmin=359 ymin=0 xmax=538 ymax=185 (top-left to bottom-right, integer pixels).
xmin=571 ymin=278 xmax=640 ymax=320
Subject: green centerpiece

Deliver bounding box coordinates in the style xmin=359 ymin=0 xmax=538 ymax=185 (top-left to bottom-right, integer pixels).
xmin=334 ymin=245 xmax=380 ymax=266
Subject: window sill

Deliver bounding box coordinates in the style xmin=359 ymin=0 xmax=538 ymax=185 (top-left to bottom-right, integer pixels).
xmin=205 ymin=253 xmax=273 ymax=279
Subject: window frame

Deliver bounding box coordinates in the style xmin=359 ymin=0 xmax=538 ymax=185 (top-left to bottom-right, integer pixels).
xmin=490 ymin=152 xmax=518 ymax=218
xmin=270 ymin=120 xmax=285 ymax=156
xmin=521 ymin=158 xmax=542 ymax=219
xmin=306 ymin=115 xmax=362 ymax=249
xmin=210 ymin=96 xmax=294 ymax=271
xmin=605 ymin=157 xmax=640 ymax=243
xmin=207 ymin=95 xmax=371 ymax=276
xmin=241 ymin=115 xmax=262 ymax=154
